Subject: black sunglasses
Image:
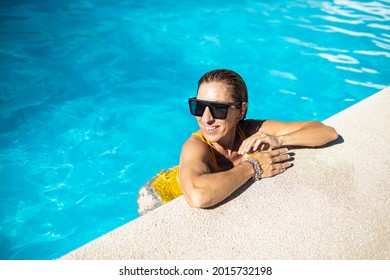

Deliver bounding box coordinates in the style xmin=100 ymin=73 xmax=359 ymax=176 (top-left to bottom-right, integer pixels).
xmin=188 ymin=97 xmax=242 ymax=119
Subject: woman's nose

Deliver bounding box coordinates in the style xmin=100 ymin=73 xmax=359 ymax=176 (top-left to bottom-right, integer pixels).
xmin=201 ymin=106 xmax=215 ymax=123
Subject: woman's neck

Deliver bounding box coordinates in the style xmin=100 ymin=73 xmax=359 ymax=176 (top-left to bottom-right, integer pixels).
xmin=214 ymin=127 xmax=239 ymax=157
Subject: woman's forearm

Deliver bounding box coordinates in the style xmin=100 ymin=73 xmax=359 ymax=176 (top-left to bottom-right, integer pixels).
xmin=182 ymin=147 xmax=291 ymax=208
xmin=183 ymin=162 xmax=254 ymax=208
xmin=278 ymin=121 xmax=338 ymax=147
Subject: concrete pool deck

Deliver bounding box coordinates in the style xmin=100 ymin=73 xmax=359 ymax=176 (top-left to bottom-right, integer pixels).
xmin=60 ymin=87 xmax=390 ymax=260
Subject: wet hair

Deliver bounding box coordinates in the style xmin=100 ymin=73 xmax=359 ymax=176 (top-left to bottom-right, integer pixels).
xmin=197 ymin=69 xmax=248 ymax=119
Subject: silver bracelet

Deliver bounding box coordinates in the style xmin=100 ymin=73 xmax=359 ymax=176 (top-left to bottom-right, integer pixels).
xmin=245 ymin=158 xmax=263 ymax=180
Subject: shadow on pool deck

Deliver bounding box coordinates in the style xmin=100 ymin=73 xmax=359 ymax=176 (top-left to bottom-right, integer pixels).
xmin=60 ymin=87 xmax=390 ymax=260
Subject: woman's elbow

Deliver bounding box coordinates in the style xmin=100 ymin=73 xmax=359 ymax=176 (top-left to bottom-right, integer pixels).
xmin=183 ymin=191 xmax=213 ymax=209
xmin=327 ymin=126 xmax=339 ymax=142
xmin=317 ymin=126 xmax=338 ymax=146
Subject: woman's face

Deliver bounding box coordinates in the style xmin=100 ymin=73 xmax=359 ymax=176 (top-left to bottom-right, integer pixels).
xmin=196 ymin=82 xmax=244 ymax=143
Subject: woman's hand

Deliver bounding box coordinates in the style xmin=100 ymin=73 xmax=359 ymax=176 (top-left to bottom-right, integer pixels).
xmin=238 ymin=131 xmax=281 ymax=155
xmin=245 ymin=148 xmax=291 ymax=178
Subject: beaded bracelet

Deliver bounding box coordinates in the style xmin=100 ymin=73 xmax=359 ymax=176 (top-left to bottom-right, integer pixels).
xmin=245 ymin=158 xmax=263 ymax=180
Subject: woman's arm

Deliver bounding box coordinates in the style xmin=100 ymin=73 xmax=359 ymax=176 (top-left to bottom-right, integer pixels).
xmin=179 ymin=138 xmax=252 ymax=208
xmin=238 ymin=120 xmax=338 ymax=154
xmin=179 ymin=136 xmax=290 ymax=208
xmin=262 ymin=120 xmax=338 ymax=147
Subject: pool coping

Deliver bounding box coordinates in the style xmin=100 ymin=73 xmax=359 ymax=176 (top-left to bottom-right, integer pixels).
xmin=60 ymin=86 xmax=390 ymax=260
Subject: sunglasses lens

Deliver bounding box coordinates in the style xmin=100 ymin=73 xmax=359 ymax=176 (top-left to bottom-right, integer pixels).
xmin=210 ymin=103 xmax=228 ymax=119
xmin=188 ymin=99 xmax=230 ymax=119
xmin=190 ymin=100 xmax=206 ymax=116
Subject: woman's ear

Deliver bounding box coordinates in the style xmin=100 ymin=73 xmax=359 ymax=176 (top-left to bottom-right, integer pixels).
xmin=238 ymin=102 xmax=248 ymax=120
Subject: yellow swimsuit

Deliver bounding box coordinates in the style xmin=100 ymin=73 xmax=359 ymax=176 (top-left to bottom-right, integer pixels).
xmin=137 ymin=127 xmax=246 ymax=214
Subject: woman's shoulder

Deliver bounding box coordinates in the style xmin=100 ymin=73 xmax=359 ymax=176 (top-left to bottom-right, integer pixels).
xmin=182 ymin=131 xmax=211 ymax=153
xmin=181 ymin=131 xmax=215 ymax=171
xmin=239 ymin=119 xmax=266 ymax=137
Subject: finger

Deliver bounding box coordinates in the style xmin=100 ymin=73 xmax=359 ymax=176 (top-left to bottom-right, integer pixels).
xmin=238 ymin=139 xmax=251 ymax=154
xmin=253 ymin=139 xmax=262 ymax=151
xmin=270 ymin=168 xmax=286 ymax=177
xmin=249 ymin=138 xmax=271 ymax=153
xmin=238 ymin=144 xmax=245 ymax=155
xmin=269 ymin=162 xmax=291 ymax=176
xmin=243 ymin=138 xmax=258 ymax=154
xmin=272 ymin=153 xmax=291 ymax=163
xmin=270 ymin=147 xmax=289 ymax=156
xmin=260 ymin=142 xmax=270 ymax=151
xmin=275 ymin=161 xmax=292 ymax=170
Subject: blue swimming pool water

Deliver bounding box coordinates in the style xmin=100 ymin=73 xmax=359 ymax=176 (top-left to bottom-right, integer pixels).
xmin=0 ymin=0 xmax=389 ymax=259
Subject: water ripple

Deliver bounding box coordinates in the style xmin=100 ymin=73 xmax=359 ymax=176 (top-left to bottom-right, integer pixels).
xmin=354 ymin=50 xmax=390 ymax=58
xmin=368 ymin=23 xmax=390 ymax=30
xmin=345 ymin=79 xmax=387 ymax=89
xmin=322 ymin=0 xmax=390 ymax=20
xmin=317 ymin=53 xmax=359 ymax=64
xmin=323 ymin=25 xmax=376 ymax=38
xmin=284 ymin=37 xmax=348 ymax=52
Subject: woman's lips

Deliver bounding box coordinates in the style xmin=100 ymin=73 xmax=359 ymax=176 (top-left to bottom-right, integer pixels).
xmin=204 ymin=125 xmax=219 ymax=134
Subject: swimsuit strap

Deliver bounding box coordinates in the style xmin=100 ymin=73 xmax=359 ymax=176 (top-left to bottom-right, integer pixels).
xmin=192 ymin=126 xmax=246 ymax=172
xmin=191 ymin=132 xmax=219 ymax=172
xmin=237 ymin=125 xmax=246 ymax=141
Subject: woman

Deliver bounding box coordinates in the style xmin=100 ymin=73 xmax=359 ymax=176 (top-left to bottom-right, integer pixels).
xmin=137 ymin=69 xmax=338 ymax=214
